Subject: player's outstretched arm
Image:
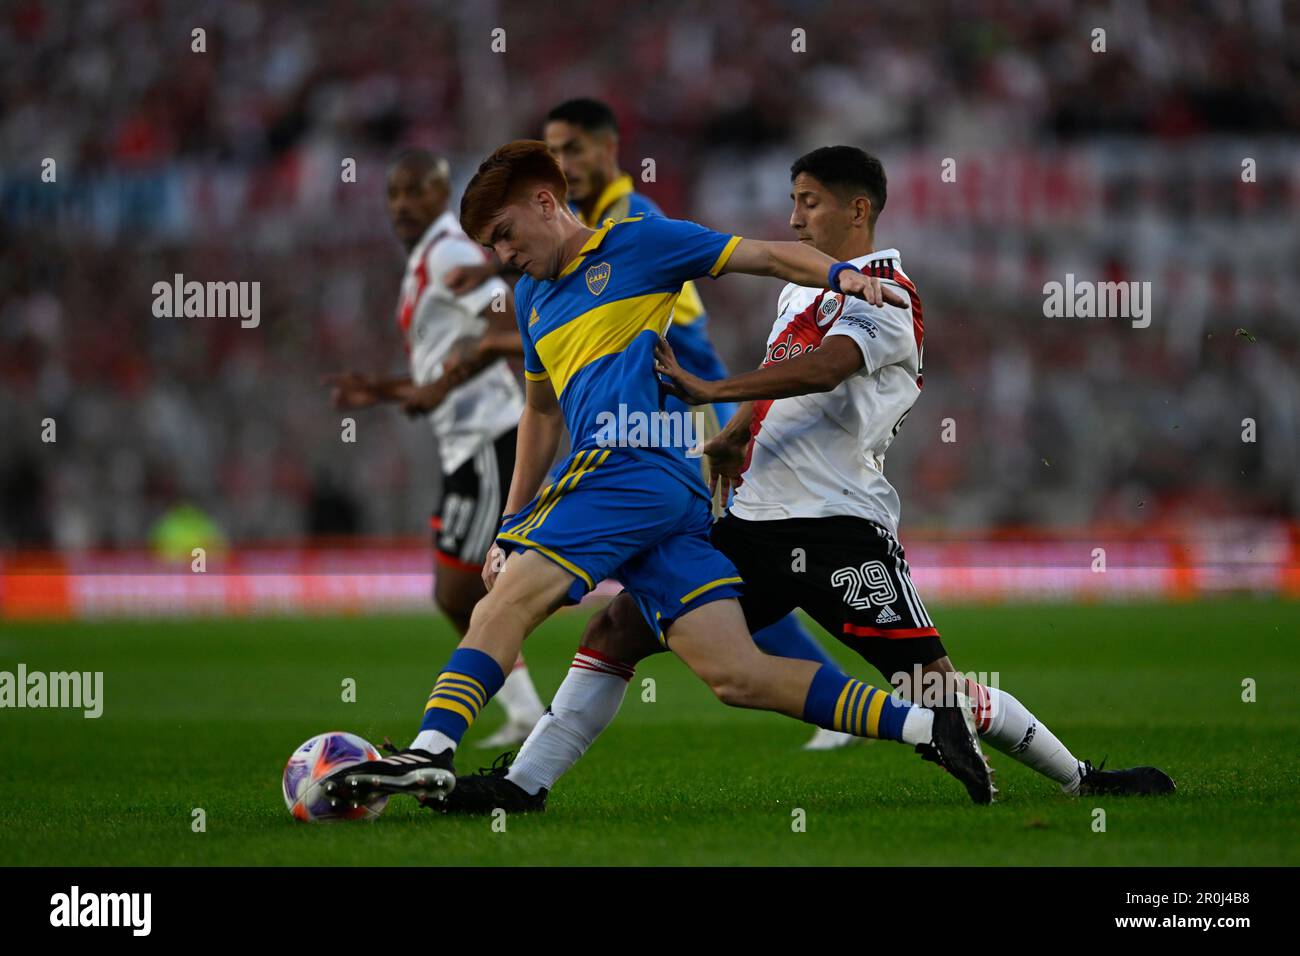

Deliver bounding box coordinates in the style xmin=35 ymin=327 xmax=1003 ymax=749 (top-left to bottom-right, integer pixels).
xmin=403 ymin=292 xmax=525 ymax=415
xmin=483 ymin=375 xmax=565 ymax=590
xmin=719 ymin=238 xmax=905 ymax=308
xmin=323 ymin=372 xmax=416 ymax=409
xmin=656 ymin=335 xmax=864 ymax=403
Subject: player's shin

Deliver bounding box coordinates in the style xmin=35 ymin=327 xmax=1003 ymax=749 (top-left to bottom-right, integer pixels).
xmin=506 ymin=648 xmax=634 ymax=796
xmin=801 ymin=664 xmax=933 ymax=745
xmin=968 ymin=680 xmax=1082 ymax=793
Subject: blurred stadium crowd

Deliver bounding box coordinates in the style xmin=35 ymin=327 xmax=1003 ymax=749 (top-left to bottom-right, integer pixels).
xmin=2 ymin=0 xmax=1298 ymax=549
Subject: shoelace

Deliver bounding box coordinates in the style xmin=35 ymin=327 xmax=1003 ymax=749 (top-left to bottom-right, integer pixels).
xmin=472 ymin=750 xmax=516 ymax=778
xmin=1080 ymin=756 xmax=1109 ymax=779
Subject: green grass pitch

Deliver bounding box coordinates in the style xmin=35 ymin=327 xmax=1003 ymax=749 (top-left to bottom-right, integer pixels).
xmin=1 ymin=599 xmax=1297 ymax=866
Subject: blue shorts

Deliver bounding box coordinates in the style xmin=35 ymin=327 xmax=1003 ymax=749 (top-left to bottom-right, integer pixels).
xmin=498 ymin=447 xmax=743 ymax=638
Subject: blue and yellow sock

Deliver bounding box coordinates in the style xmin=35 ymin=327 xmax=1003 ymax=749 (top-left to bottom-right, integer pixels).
xmin=801 ymin=664 xmax=913 ymax=742
xmin=417 ymin=648 xmax=506 ymax=747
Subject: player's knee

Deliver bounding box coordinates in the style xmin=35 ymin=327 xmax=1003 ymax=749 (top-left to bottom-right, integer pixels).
xmin=467 ymin=582 xmax=553 ymax=637
xmin=580 ymin=597 xmax=658 ymax=666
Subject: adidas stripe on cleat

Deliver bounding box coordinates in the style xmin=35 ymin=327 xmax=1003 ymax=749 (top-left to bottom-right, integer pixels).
xmin=319 ymin=744 xmax=456 ymax=805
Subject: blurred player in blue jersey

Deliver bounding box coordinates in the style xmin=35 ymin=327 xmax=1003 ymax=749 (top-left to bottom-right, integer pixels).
xmin=319 ymin=140 xmax=994 ymax=809
xmin=449 ymin=97 xmax=854 ymax=750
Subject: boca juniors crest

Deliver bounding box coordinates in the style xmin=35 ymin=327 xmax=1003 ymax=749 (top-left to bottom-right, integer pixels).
xmin=585 ymin=261 xmax=611 ymax=296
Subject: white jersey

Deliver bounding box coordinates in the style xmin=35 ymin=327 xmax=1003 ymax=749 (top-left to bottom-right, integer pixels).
xmin=397 ymin=211 xmax=524 ymax=474
xmin=730 ymin=249 xmax=924 ymax=536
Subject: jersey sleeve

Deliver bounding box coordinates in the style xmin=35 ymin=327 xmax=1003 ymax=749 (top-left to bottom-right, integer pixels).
xmin=634 ymin=216 xmax=742 ymax=287
xmin=427 ymin=237 xmax=510 ymax=317
xmin=824 ymin=294 xmax=917 ymax=375
xmin=511 ymin=279 xmax=547 ymax=381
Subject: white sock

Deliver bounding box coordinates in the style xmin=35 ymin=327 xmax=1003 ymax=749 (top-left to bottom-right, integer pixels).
xmin=409 ymin=729 xmax=458 ymax=754
xmin=970 ymin=681 xmax=1083 ymax=794
xmin=495 ymin=660 xmax=545 ymax=723
xmin=900 ymin=707 xmax=934 ymax=746
xmin=506 ymin=649 xmax=634 ymax=796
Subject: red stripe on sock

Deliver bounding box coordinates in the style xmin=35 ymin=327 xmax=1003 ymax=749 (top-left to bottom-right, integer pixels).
xmin=574 ymin=646 xmax=636 ymax=672
xmin=571 ymin=661 xmax=633 ymax=682
xmin=966 ymin=679 xmax=992 ymax=733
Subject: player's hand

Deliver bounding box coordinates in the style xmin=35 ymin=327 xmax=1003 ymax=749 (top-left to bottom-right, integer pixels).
xmin=482 ymin=544 xmax=507 ymax=591
xmin=438 ymin=336 xmax=485 ymax=387
xmin=444 ymin=263 xmax=498 ymax=295
xmin=654 ymin=337 xmax=715 ymax=405
xmin=836 ymin=270 xmax=907 ymax=308
xmin=702 ymin=431 xmax=748 ymax=504
xmin=402 ymin=378 xmax=452 ymax=416
xmin=324 ymin=372 xmax=380 ymax=409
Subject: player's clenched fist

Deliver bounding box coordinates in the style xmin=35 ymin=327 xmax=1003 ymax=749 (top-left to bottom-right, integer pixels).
xmin=702 ymin=431 xmax=748 ymax=504
xmin=836 ymin=269 xmax=906 ymax=308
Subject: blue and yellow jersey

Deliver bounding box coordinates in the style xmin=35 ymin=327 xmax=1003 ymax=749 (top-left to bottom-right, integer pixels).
xmin=574 ymin=175 xmax=730 ymax=385
xmin=514 ymin=215 xmax=741 ymax=491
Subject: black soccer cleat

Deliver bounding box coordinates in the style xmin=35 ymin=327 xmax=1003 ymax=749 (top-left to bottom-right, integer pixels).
xmin=919 ymin=701 xmax=996 ymax=805
xmin=320 ymin=741 xmax=456 ymax=807
xmin=425 ymin=751 xmax=547 ymax=816
xmin=1077 ymin=758 xmax=1176 ymax=796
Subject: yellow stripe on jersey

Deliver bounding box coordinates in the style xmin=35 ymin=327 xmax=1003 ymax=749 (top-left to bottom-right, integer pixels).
xmin=709 ymin=235 xmax=743 ymax=277
xmin=535 ymin=291 xmax=679 ymax=396
xmin=524 ymin=369 xmax=550 ymax=381
xmin=671 ymin=279 xmax=705 ymax=327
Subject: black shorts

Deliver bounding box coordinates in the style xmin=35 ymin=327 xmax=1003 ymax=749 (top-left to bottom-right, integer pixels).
xmin=711 ymin=512 xmax=947 ymax=681
xmin=431 ymin=428 xmax=516 ymax=573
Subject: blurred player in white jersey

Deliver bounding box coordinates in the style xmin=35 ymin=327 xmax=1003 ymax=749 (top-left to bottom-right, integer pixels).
xmin=437 ymin=146 xmax=1174 ymax=812
xmin=325 ymin=150 xmax=544 ymax=748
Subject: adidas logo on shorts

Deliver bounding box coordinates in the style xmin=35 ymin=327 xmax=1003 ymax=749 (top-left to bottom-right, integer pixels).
xmin=875 ymin=605 xmax=902 ymax=625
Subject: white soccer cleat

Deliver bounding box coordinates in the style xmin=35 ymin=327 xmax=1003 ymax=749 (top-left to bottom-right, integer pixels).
xmin=802 ymin=727 xmax=861 ymax=751
xmin=476 ymin=715 xmax=541 ymax=749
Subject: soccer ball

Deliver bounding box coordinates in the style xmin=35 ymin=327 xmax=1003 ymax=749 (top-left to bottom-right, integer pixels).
xmin=282 ymin=731 xmax=389 ymax=822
